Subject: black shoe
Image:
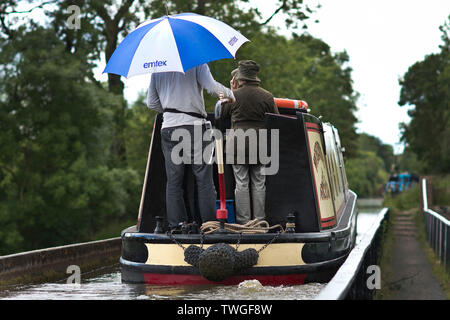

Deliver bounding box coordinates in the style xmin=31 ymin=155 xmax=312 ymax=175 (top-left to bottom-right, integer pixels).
xmin=188 ymin=221 xmax=200 ymax=234
xmin=170 ymin=222 xmax=187 ymax=234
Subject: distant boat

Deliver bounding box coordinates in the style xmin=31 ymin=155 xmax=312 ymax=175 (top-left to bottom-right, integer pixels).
xmin=120 ymin=98 xmax=358 ymax=285
xmin=385 ymin=173 xmax=419 ymax=194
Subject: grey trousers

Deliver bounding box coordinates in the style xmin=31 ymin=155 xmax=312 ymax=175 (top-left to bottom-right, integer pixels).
xmin=232 ymin=164 xmax=266 ymax=224
xmin=161 ymin=125 xmax=217 ymax=229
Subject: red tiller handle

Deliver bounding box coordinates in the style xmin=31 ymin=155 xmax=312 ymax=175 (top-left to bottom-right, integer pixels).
xmin=215 ymin=137 xmax=228 ymax=221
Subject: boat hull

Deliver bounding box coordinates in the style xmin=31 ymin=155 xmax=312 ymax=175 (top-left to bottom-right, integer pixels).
xmin=120 ymin=241 xmax=350 ymax=285
xmin=120 ymin=191 xmax=357 ymax=285
xmin=120 ymin=256 xmax=347 ymax=285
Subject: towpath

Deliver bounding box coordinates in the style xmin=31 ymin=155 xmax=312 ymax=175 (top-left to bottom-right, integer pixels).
xmin=389 ymin=210 xmax=446 ymax=300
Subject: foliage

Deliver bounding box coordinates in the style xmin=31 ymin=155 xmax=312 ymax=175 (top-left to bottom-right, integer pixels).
xmin=0 ymin=26 xmax=140 ymax=254
xmin=145 ymin=0 xmax=262 ymax=37
xmin=382 ymin=184 xmax=421 ymax=211
xmin=395 ymin=146 xmax=424 ymax=174
xmin=432 ymin=174 xmax=450 ymax=206
xmin=398 ymin=16 xmax=450 ymax=174
xmin=345 ymin=150 xmax=389 ymax=198
xmin=124 ymin=94 xmax=157 ymax=178
xmin=343 ymin=132 xmax=394 ymax=198
xmin=358 ymin=133 xmax=394 ymax=173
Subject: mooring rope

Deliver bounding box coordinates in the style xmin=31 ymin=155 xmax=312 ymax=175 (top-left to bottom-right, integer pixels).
xmin=200 ymin=219 xmax=284 ymax=234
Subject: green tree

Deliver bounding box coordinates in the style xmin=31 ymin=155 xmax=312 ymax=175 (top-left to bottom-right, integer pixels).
xmin=0 ymin=26 xmax=139 ymax=254
xmin=346 ymin=151 xmax=389 ymax=197
xmin=395 ymin=147 xmax=424 ymax=174
xmin=358 ymin=133 xmax=394 ymax=173
xmin=398 ymin=17 xmax=449 ymax=173
xmin=124 ymin=93 xmax=158 ymax=178
xmin=37 ymin=0 xmax=315 ymax=98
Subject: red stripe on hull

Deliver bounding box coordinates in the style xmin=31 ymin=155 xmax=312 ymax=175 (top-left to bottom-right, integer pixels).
xmin=305 ymin=122 xmax=320 ymax=130
xmin=321 ymin=218 xmax=337 ymax=228
xmin=143 ymin=273 xmax=307 ymax=286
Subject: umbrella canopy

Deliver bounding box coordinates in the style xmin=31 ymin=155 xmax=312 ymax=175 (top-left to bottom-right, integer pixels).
xmin=103 ymin=13 xmax=249 ymax=78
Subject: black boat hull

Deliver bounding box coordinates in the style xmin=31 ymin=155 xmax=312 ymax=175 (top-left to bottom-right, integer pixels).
xmin=120 ymin=191 xmax=358 ymax=285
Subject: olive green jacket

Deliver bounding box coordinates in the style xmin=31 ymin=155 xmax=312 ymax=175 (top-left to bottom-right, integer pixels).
xmin=220 ymin=82 xmax=279 ymax=130
xmin=219 ymin=82 xmax=279 ymax=164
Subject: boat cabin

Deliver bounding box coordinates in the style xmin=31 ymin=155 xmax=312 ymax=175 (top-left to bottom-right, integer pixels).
xmin=121 ymin=97 xmax=358 ymax=285
xmin=136 ymin=98 xmax=350 ymax=234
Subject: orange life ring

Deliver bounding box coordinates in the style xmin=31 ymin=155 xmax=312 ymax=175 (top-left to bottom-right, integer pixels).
xmin=274 ymin=98 xmax=308 ymax=110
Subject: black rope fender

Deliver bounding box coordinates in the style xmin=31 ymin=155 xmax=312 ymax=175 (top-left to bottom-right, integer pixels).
xmin=176 ymin=228 xmax=283 ymax=282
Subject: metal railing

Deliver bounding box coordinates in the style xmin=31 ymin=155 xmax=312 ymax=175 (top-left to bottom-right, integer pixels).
xmin=422 ymin=178 xmax=450 ymax=271
xmin=315 ymin=207 xmax=390 ymax=300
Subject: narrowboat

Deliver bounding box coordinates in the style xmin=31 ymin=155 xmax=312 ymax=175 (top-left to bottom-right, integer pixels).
xmin=120 ymin=98 xmax=358 ymax=285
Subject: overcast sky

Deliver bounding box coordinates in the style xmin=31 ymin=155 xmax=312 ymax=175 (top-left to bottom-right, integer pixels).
xmin=94 ymin=0 xmax=449 ymax=154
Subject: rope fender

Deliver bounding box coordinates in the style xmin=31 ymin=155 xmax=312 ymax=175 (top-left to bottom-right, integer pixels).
xmin=182 ymin=220 xmax=284 ymax=282
xmin=184 ymin=243 xmax=259 ymax=282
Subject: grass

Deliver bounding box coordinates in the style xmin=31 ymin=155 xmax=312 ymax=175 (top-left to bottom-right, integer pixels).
xmin=373 ymin=209 xmax=396 ymax=300
xmin=432 ymin=174 xmax=450 ymax=206
xmin=376 ymin=181 xmax=450 ymax=299
xmin=413 ymin=208 xmax=450 ymax=299
xmin=382 ymin=184 xmax=420 ymax=211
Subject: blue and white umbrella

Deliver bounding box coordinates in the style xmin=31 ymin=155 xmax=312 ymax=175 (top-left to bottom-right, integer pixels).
xmin=103 ymin=13 xmax=249 ymax=78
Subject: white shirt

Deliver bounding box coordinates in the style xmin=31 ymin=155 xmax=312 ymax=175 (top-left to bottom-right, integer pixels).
xmin=147 ymin=64 xmax=234 ymax=128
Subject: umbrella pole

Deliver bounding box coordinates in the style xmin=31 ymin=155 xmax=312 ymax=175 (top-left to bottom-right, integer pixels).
xmin=215 ymin=137 xmax=228 ymax=232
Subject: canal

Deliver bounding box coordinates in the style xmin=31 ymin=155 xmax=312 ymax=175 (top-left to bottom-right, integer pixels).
xmin=0 ymin=199 xmax=384 ymax=300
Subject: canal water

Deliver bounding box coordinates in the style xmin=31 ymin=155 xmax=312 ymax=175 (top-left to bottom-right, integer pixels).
xmin=0 ymin=200 xmax=383 ymax=300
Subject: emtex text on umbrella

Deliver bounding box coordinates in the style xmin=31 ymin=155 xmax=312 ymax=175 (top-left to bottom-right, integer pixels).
xmin=143 ymin=60 xmax=167 ymax=68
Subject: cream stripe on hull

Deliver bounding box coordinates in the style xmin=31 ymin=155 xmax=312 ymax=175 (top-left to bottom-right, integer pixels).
xmin=145 ymin=243 xmax=305 ymax=267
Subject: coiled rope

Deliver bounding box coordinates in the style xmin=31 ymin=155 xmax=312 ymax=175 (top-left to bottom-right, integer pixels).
xmin=200 ymin=219 xmax=284 ymax=234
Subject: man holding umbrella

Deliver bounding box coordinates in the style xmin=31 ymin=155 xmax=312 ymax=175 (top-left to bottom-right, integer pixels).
xmin=147 ymin=63 xmax=235 ymax=231
xmin=103 ymin=12 xmax=249 ymax=231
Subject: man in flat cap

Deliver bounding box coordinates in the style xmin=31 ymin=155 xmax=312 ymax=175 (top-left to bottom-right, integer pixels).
xmin=216 ymin=60 xmax=279 ymax=224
